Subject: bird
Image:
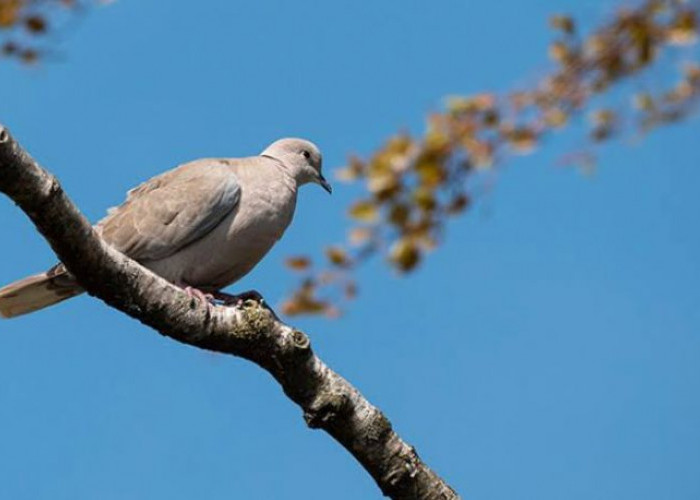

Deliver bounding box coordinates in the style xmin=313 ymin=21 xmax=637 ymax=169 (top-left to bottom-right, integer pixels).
xmin=0 ymin=138 xmax=331 ymax=319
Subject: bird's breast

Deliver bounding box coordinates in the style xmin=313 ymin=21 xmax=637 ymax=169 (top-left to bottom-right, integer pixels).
xmin=175 ymin=177 xmax=297 ymax=289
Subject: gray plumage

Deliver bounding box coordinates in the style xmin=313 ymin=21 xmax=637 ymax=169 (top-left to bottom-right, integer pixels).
xmin=0 ymin=138 xmax=329 ymax=318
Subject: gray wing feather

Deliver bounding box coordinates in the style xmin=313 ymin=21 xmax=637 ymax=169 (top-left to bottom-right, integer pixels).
xmin=97 ymin=160 xmax=240 ymax=262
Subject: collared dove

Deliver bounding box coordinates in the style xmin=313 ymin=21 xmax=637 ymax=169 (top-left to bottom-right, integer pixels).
xmin=0 ymin=138 xmax=330 ymax=318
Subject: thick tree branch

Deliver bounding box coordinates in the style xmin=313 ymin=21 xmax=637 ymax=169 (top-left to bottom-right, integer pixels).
xmin=0 ymin=125 xmax=458 ymax=500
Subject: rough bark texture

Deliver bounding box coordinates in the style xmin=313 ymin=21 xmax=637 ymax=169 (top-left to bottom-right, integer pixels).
xmin=0 ymin=125 xmax=459 ymax=500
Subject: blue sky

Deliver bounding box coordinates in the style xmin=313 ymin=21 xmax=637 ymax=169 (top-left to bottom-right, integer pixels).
xmin=1 ymin=0 xmax=699 ymax=498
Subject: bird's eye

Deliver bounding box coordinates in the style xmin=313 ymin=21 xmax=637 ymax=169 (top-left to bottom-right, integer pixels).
xmin=302 ymin=150 xmax=311 ymax=159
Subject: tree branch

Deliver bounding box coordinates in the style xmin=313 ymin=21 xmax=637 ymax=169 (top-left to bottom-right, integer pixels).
xmin=0 ymin=125 xmax=458 ymax=500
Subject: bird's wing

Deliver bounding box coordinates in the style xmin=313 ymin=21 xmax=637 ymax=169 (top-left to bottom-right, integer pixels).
xmin=96 ymin=159 xmax=241 ymax=262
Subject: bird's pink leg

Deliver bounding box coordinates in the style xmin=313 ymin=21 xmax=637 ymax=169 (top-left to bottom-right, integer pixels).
xmin=180 ymin=285 xmax=216 ymax=314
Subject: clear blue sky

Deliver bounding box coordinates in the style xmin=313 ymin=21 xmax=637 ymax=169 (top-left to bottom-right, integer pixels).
xmin=1 ymin=1 xmax=699 ymax=498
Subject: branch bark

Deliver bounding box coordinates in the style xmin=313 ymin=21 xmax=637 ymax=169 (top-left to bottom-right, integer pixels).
xmin=0 ymin=125 xmax=459 ymax=500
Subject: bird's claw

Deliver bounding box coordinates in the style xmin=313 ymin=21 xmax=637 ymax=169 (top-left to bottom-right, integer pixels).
xmin=213 ymin=290 xmax=265 ymax=307
xmin=212 ymin=290 xmax=279 ymax=319
xmin=184 ymin=286 xmax=216 ymax=313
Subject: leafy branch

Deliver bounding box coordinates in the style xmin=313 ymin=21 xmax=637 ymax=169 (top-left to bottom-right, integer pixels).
xmin=281 ymin=0 xmax=700 ymax=317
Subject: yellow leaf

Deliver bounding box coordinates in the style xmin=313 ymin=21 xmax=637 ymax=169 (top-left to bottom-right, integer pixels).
xmin=367 ymin=172 xmax=400 ymax=199
xmin=664 ymin=81 xmax=693 ymax=103
xmin=413 ymin=187 xmax=436 ymax=211
xmin=667 ymin=10 xmax=698 ymax=45
xmin=684 ymin=63 xmax=700 ymax=85
xmin=348 ymin=200 xmax=378 ymax=222
xmin=482 ymin=109 xmax=500 ymax=128
xmin=325 ymin=246 xmax=351 ymax=267
xmin=385 ymin=134 xmax=414 ymax=155
xmin=281 ymin=280 xmax=338 ymax=317
xmin=0 ymin=0 xmax=21 ymax=28
xmin=509 ymin=91 xmax=534 ymax=111
xmin=590 ymin=125 xmax=613 ymax=142
xmin=335 ymin=156 xmax=365 ymax=182
xmin=281 ymin=296 xmax=330 ymax=316
xmin=284 ymin=256 xmax=311 ymax=271
xmin=544 ymin=107 xmax=568 ymax=128
xmin=549 ymin=14 xmax=575 ymax=34
xmin=504 ymin=126 xmax=538 ymax=154
xmin=632 ymin=93 xmax=655 ymax=111
xmin=588 ymin=109 xmax=616 ymax=126
xmin=463 ymin=139 xmax=494 ymax=169
xmin=389 ymin=239 xmax=421 ymax=272
xmin=584 ymin=35 xmax=606 ymax=59
xmin=415 ymin=159 xmax=445 ymax=187
xmin=388 ymin=203 xmax=410 ymax=227
xmin=25 ymin=15 xmax=46 ymax=34
xmin=348 ymin=227 xmax=372 ymax=246
xmin=446 ymin=94 xmax=496 ymax=114
xmin=447 ymin=194 xmax=470 ymax=214
xmin=548 ymin=41 xmax=571 ymax=63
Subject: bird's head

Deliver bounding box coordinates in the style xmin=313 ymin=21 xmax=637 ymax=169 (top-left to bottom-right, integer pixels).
xmin=261 ymin=138 xmax=331 ymax=194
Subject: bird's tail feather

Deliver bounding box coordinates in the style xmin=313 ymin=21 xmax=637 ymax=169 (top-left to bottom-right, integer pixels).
xmin=0 ymin=266 xmax=83 ymax=319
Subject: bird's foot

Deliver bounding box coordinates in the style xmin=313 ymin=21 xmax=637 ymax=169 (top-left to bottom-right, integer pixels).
xmin=213 ymin=289 xmax=265 ymax=307
xmin=183 ymin=286 xmax=216 ymax=311
xmin=213 ymin=290 xmax=279 ymax=319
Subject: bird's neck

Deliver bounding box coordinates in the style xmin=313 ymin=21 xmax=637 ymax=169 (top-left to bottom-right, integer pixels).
xmin=261 ymin=155 xmax=305 ymax=190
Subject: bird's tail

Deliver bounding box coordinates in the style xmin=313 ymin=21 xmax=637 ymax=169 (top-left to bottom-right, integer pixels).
xmin=0 ymin=265 xmax=83 ymax=319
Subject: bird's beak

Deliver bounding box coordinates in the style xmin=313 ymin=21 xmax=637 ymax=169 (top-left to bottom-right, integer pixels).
xmin=319 ymin=174 xmax=332 ymax=194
